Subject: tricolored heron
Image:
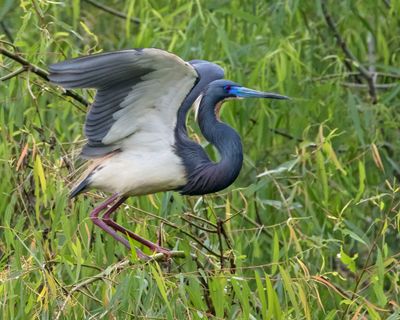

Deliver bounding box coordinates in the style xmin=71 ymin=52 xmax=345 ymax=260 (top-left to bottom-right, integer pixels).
xmin=49 ymin=48 xmax=288 ymax=258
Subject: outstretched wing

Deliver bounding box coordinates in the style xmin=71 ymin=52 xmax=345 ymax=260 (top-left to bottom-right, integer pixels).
xmin=49 ymin=49 xmax=199 ymax=158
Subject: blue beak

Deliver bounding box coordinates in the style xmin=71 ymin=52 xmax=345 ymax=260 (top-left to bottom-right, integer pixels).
xmin=230 ymin=86 xmax=289 ymax=100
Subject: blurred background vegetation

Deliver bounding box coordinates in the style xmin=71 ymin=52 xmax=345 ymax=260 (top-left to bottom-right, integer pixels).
xmin=1 ymin=0 xmax=400 ymax=319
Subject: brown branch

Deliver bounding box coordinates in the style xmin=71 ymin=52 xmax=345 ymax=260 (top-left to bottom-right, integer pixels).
xmin=183 ymin=212 xmax=218 ymax=228
xmin=0 ymin=66 xmax=25 ymax=81
xmin=321 ymin=0 xmax=378 ymax=104
xmin=216 ymin=218 xmax=225 ymax=269
xmin=83 ymin=0 xmax=140 ymax=25
xmin=311 ymin=71 xmax=400 ymax=82
xmin=181 ymin=216 xmax=217 ymax=233
xmin=219 ymin=220 xmax=236 ymax=273
xmin=341 ymin=82 xmax=398 ymax=90
xmin=0 ymin=47 xmax=89 ymax=107
xmin=270 ymin=128 xmax=303 ymax=142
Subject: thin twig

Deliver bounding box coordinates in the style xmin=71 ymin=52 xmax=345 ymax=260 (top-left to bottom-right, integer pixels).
xmin=237 ymin=210 xmax=273 ymax=239
xmin=0 ymin=47 xmax=89 ymax=107
xmin=219 ymin=221 xmax=236 ymax=273
xmin=83 ymin=0 xmax=140 ymax=25
xmin=216 ymin=218 xmax=225 ymax=269
xmin=183 ymin=212 xmax=218 ymax=228
xmin=341 ymin=82 xmax=398 ymax=90
xmin=181 ymin=215 xmax=217 ymax=233
xmin=124 ymin=205 xmax=220 ymax=257
xmin=0 ymin=21 xmax=14 ymax=43
xmin=311 ymin=71 xmax=400 ymax=82
xmin=0 ymin=66 xmax=25 ymax=81
xmin=321 ymin=0 xmax=378 ymax=103
xmin=270 ymin=128 xmax=303 ymax=142
xmin=0 ymin=39 xmax=17 ymax=49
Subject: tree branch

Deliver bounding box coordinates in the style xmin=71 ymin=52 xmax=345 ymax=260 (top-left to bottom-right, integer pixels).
xmin=270 ymin=128 xmax=303 ymax=142
xmin=0 ymin=47 xmax=89 ymax=107
xmin=0 ymin=66 xmax=25 ymax=81
xmin=83 ymin=0 xmax=140 ymax=25
xmin=321 ymin=0 xmax=378 ymax=104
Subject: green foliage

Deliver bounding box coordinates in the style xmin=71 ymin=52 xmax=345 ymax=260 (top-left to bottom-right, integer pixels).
xmin=1 ymin=0 xmax=400 ymax=319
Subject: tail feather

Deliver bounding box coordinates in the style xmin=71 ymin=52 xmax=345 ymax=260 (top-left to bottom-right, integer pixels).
xmin=69 ymin=175 xmax=91 ymax=199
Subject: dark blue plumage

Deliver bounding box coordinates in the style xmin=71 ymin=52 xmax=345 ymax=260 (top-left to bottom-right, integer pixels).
xmin=176 ymin=77 xmax=288 ymax=195
xmin=176 ymin=80 xmax=243 ymax=195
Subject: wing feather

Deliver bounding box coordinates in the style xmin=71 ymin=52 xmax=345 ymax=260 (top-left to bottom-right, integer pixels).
xmin=49 ymin=49 xmax=198 ymax=158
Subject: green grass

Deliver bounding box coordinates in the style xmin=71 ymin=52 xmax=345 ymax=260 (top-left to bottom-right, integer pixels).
xmin=1 ymin=0 xmax=400 ymax=319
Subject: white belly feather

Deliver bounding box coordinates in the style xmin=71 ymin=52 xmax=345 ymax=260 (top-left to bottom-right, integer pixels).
xmin=88 ymin=129 xmax=187 ymax=196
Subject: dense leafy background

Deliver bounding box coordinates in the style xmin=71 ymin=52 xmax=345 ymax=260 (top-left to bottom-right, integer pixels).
xmin=1 ymin=0 xmax=400 ymax=319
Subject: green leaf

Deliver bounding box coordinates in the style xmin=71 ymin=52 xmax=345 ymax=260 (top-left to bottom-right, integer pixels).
xmin=255 ymin=272 xmax=269 ymax=320
xmin=355 ymin=160 xmax=366 ymax=202
xmin=338 ymin=246 xmax=358 ymax=273
xmin=151 ymin=263 xmax=173 ymax=317
xmin=372 ymin=249 xmax=387 ymax=307
xmin=265 ymin=274 xmax=281 ymax=320
xmin=271 ymin=231 xmax=279 ymax=275
xmin=279 ymin=267 xmax=301 ymax=319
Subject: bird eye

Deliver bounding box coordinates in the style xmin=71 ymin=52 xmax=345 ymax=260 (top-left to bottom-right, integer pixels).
xmin=224 ymin=85 xmax=231 ymax=92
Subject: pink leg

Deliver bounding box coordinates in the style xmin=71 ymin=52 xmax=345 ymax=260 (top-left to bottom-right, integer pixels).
xmin=90 ymin=194 xmax=147 ymax=259
xmin=102 ymin=197 xmax=171 ymax=255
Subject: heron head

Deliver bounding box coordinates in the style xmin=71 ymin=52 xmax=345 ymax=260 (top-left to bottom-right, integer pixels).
xmin=218 ymin=80 xmax=289 ymax=100
xmin=194 ymin=80 xmax=289 ymax=120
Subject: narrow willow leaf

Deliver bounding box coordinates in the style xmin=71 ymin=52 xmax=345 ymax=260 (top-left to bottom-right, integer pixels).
xmin=316 ymin=150 xmax=328 ymax=203
xmin=355 ymin=160 xmax=366 ymax=202
xmin=371 ymin=143 xmax=385 ymax=172
xmin=372 ymin=249 xmax=387 ymax=307
xmin=225 ymin=197 xmax=231 ymax=234
xmin=255 ymin=272 xmax=269 ymax=320
xmin=347 ymin=94 xmax=365 ymax=145
xmin=296 ymin=283 xmax=311 ymax=320
xmin=271 ymin=231 xmax=279 ymax=275
xmin=186 ymin=277 xmax=206 ymax=311
xmin=151 ymin=263 xmax=173 ymax=317
xmin=338 ymin=246 xmax=358 ymax=273
xmin=279 ymin=266 xmax=301 ymax=319
xmin=209 ymin=276 xmax=226 ymax=318
xmin=341 ymin=229 xmax=368 ymax=246
xmin=34 ymin=155 xmax=47 ymax=196
xmin=72 ymin=0 xmax=80 ymax=29
xmin=265 ymin=274 xmax=281 ymax=320
xmin=322 ymin=141 xmax=347 ymax=175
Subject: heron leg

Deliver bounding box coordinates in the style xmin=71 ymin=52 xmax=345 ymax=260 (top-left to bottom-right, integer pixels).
xmin=89 ymin=194 xmax=147 ymax=259
xmin=102 ymin=198 xmax=171 ymax=255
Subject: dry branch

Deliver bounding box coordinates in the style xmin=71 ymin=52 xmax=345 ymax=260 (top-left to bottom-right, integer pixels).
xmin=321 ymin=0 xmax=378 ymax=104
xmin=83 ymin=0 xmax=140 ymax=25
xmin=0 ymin=47 xmax=89 ymax=107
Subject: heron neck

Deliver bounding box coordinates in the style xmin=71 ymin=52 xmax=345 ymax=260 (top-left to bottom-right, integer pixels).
xmin=198 ymin=95 xmax=243 ymax=177
xmin=177 ymin=93 xmax=243 ymax=195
